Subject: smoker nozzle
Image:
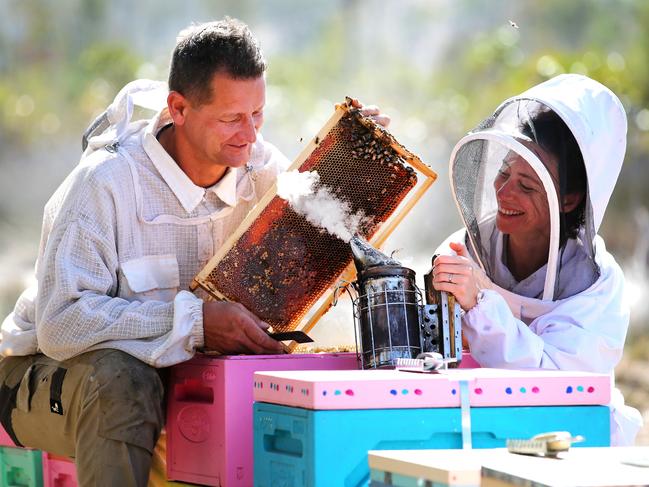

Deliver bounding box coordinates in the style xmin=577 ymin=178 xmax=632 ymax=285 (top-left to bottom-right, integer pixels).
xmin=350 ymin=234 xmax=401 ymax=273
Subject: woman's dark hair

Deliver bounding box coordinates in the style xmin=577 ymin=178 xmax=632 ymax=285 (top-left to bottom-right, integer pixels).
xmin=168 ymin=17 xmax=266 ymax=105
xmin=521 ymin=109 xmax=587 ymax=244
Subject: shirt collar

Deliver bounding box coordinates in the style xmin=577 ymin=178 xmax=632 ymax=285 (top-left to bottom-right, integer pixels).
xmin=207 ymin=165 xmax=238 ymax=207
xmin=142 ymin=109 xmax=240 ymax=213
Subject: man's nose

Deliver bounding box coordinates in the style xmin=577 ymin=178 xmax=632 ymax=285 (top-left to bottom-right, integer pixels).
xmin=240 ymin=115 xmax=257 ymax=143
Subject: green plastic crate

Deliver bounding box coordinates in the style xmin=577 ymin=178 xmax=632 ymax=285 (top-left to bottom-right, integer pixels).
xmin=1 ymin=446 xmax=43 ymax=487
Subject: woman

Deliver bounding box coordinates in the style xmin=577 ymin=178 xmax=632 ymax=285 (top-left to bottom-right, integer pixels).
xmin=432 ymin=74 xmax=641 ymax=445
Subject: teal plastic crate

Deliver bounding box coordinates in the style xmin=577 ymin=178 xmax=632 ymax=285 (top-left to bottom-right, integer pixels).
xmin=1 ymin=446 xmax=43 ymax=487
xmin=253 ymin=403 xmax=610 ymax=487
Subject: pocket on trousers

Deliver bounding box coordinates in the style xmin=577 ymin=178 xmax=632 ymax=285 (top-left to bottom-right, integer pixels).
xmin=15 ymin=364 xmax=36 ymax=413
xmin=15 ymin=363 xmax=64 ymax=414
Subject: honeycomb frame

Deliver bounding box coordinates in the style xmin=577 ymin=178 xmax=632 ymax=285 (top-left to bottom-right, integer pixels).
xmin=191 ymin=99 xmax=437 ymax=336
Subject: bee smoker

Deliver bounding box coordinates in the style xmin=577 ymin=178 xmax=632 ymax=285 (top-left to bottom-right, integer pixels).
xmin=348 ymin=236 xmax=462 ymax=369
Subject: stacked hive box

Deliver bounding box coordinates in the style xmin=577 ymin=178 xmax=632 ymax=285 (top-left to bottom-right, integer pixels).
xmin=480 ymin=446 xmax=649 ymax=486
xmin=0 ymin=446 xmax=43 ymax=486
xmin=368 ymin=447 xmax=649 ymax=487
xmin=252 ymin=368 xmax=612 ymax=487
xmin=42 ymin=453 xmax=78 ymax=487
xmin=166 ymin=352 xmax=359 ymax=486
xmin=368 ymin=449 xmax=488 ymax=487
xmin=0 ymin=425 xmax=46 ymax=487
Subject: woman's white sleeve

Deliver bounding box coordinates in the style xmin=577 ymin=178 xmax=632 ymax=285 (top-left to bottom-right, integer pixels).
xmin=464 ymin=289 xmax=625 ymax=373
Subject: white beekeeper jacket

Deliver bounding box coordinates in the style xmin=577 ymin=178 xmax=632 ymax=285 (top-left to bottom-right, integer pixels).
xmin=0 ymin=79 xmax=289 ymax=367
xmin=439 ymin=74 xmax=642 ymax=445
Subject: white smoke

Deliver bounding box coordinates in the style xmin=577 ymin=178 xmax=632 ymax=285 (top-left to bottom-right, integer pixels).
xmin=276 ymin=170 xmax=369 ymax=242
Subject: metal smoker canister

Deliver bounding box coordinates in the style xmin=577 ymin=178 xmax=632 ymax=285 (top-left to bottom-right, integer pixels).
xmin=356 ymin=264 xmax=422 ymax=368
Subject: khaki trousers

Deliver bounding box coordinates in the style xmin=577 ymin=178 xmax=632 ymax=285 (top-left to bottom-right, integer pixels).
xmin=0 ymin=349 xmax=165 ymax=487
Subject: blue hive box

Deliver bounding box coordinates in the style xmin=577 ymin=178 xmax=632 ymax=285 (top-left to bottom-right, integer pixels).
xmin=253 ymin=402 xmax=609 ymax=487
xmin=253 ymin=368 xmax=612 ymax=487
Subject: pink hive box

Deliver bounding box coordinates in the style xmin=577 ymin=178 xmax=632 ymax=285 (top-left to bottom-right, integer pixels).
xmin=166 ymin=352 xmax=359 ymax=486
xmin=458 ymin=352 xmax=480 ymax=369
xmin=0 ymin=424 xmax=14 ymax=447
xmin=253 ymin=368 xmax=611 ymax=410
xmin=42 ymin=452 xmax=78 ymax=487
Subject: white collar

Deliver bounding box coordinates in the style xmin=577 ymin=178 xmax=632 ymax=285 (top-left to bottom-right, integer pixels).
xmin=208 ymin=166 xmax=238 ymax=207
xmin=142 ymin=109 xmax=239 ymax=213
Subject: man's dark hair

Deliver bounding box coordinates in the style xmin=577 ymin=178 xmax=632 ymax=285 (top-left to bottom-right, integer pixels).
xmin=168 ymin=17 xmax=266 ymax=105
xmin=522 ymin=109 xmax=587 ymax=244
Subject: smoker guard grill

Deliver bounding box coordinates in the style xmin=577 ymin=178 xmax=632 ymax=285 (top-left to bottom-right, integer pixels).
xmin=191 ymin=99 xmax=437 ymax=334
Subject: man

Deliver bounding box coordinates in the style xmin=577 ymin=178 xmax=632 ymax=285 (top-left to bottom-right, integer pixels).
xmin=0 ymin=18 xmax=388 ymax=485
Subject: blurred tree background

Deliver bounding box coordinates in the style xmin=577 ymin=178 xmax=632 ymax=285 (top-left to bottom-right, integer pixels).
xmin=1 ymin=0 xmax=648 ymax=441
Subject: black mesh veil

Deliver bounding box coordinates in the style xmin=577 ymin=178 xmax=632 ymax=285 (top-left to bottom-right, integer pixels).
xmin=449 ymin=99 xmax=599 ymax=302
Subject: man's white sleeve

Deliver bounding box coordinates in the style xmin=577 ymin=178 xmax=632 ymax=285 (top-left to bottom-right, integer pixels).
xmin=35 ymin=216 xmax=204 ymax=366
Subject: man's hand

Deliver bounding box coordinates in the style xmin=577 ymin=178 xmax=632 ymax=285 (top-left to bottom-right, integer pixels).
xmin=203 ymin=301 xmax=285 ymax=354
xmin=349 ymin=98 xmax=391 ymax=128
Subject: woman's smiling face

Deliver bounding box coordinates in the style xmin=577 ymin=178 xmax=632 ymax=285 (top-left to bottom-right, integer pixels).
xmin=493 ymin=145 xmax=559 ymax=245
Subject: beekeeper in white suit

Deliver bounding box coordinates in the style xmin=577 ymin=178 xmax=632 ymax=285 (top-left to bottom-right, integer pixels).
xmin=0 ymin=17 xmax=388 ymax=486
xmin=433 ymin=74 xmax=642 ymax=446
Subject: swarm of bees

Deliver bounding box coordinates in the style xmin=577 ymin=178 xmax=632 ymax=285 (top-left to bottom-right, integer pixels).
xmin=345 ymin=111 xmax=417 ymax=187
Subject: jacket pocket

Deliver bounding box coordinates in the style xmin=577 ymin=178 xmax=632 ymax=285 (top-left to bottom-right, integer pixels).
xmin=120 ymin=254 xmax=180 ymax=302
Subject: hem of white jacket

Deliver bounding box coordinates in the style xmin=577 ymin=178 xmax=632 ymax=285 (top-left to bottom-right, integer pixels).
xmin=466 ymin=292 xmax=642 ymax=446
xmin=610 ymin=387 xmax=643 ymax=446
xmin=461 ymin=289 xmax=545 ymax=369
xmin=147 ymin=290 xmax=204 ymax=368
xmin=0 ymin=313 xmax=39 ymax=357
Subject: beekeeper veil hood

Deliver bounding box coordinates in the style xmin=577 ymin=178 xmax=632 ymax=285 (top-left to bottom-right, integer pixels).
xmin=449 ymin=74 xmax=626 ymax=302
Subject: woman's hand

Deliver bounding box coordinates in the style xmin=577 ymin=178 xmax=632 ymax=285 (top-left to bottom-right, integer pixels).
xmin=432 ymin=242 xmax=490 ymax=312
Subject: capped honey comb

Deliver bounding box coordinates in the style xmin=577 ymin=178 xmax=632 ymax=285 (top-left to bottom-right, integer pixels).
xmin=191 ymin=99 xmax=437 ymax=334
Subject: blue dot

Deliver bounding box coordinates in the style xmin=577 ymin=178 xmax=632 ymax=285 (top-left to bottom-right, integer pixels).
xmin=566 ymin=386 xmax=573 ymax=393
xmin=390 ymin=389 xmax=398 ymax=396
xmin=323 ymin=391 xmax=327 ymax=396
xmin=505 ymin=387 xmax=512 ymax=394
xmin=451 ymin=389 xmax=457 ymax=395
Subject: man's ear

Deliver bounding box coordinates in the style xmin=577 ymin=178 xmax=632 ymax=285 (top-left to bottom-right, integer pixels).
xmin=562 ymin=192 xmax=584 ymax=213
xmin=167 ymin=91 xmax=189 ymax=126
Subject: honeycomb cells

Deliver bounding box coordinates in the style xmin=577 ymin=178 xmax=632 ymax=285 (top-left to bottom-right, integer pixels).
xmin=205 ymin=110 xmax=418 ymax=332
